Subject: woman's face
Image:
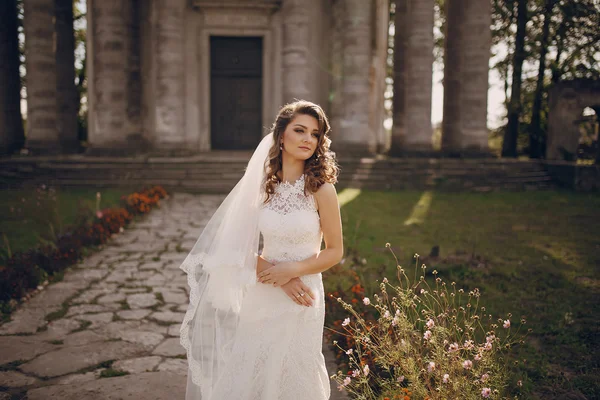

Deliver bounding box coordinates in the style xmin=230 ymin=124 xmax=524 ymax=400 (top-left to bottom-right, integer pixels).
xmin=281 ymin=114 xmax=320 ymax=160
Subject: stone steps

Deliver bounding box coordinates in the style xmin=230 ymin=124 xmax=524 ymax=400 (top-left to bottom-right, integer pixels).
xmin=0 ymin=156 xmax=557 ymax=192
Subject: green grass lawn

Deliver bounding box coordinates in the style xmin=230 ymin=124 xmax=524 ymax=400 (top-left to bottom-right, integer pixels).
xmin=0 ymin=186 xmax=136 ymax=258
xmin=325 ymin=188 xmax=600 ymax=399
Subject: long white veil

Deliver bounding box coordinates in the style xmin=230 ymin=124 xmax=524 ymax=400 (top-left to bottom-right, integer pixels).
xmin=179 ymin=132 xmax=274 ymax=399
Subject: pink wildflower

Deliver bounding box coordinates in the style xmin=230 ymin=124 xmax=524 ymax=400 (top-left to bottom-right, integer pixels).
xmin=443 ymin=374 xmax=450 ymax=383
xmin=343 ymin=377 xmax=351 ymax=386
xmin=363 ymin=365 xmax=370 ymax=376
xmin=427 ymin=362 xmax=435 ymax=373
xmin=503 ymin=319 xmax=511 ymax=329
xmin=342 ymin=318 xmax=350 ymax=327
xmin=426 ymin=318 xmax=435 ymax=329
xmin=481 ymin=388 xmax=491 ymax=398
xmin=463 ymin=360 xmax=473 ymax=370
xmin=363 ymin=297 xmax=371 ymax=305
xmin=423 ymin=330 xmax=432 ymax=340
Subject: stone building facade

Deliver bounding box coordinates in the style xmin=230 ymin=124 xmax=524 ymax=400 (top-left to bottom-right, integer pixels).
xmin=19 ymin=0 xmax=493 ymax=156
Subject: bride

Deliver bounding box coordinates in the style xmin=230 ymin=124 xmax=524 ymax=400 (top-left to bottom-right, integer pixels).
xmin=179 ymin=100 xmax=344 ymax=399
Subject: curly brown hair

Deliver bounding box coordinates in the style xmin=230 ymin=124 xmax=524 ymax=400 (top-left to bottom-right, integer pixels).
xmin=263 ymin=100 xmax=339 ymax=204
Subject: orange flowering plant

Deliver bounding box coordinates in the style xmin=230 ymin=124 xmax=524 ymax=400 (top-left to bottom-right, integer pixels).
xmin=329 ymin=243 xmax=531 ymax=400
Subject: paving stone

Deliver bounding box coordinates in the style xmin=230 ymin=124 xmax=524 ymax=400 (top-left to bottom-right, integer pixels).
xmin=112 ymin=356 xmax=162 ymax=374
xmin=152 ymin=338 xmax=186 ymax=357
xmin=139 ymin=261 xmax=164 ymax=271
xmin=55 ymin=369 xmax=103 ymax=385
xmin=126 ymin=293 xmax=158 ymax=309
xmin=166 ymin=324 xmax=181 ymax=337
xmin=91 ymin=302 xmax=124 ymax=312
xmin=62 ymin=268 xmax=109 ymax=283
xmin=75 ymin=312 xmax=114 ymax=329
xmin=157 ymin=358 xmax=187 ymax=375
xmin=37 ymin=318 xmax=82 ymax=340
xmin=119 ymin=330 xmax=164 ymax=348
xmin=149 ymin=311 xmax=185 ymax=324
xmin=112 ymin=260 xmax=140 ymax=270
xmin=136 ymin=270 xmax=157 ymax=280
xmin=0 ymin=370 xmax=38 ymax=387
xmin=0 ymin=281 xmax=82 ymax=334
xmin=105 ymin=270 xmax=134 ymax=283
xmin=70 ymin=289 xmax=105 ymax=304
xmin=176 ymin=304 xmax=189 ymax=313
xmin=62 ymin=330 xmax=107 ymax=346
xmin=116 ymin=309 xmax=151 ymax=320
xmin=0 ymin=336 xmax=55 ymax=365
xmin=121 ymin=287 xmax=150 ymax=294
xmin=96 ymin=293 xmax=126 ymax=304
xmin=27 ymin=371 xmax=185 ymax=400
xmin=155 ymin=290 xmax=188 ymax=304
xmin=19 ymin=341 xmax=147 ymax=378
xmin=65 ymin=304 xmax=110 ymax=317
xmin=92 ymin=320 xmax=142 ymax=339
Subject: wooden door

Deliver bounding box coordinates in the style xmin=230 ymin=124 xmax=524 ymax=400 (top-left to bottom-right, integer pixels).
xmin=210 ymin=36 xmax=263 ymax=150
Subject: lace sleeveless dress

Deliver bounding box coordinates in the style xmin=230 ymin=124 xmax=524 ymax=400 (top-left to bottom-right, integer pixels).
xmin=208 ymin=173 xmax=331 ymax=400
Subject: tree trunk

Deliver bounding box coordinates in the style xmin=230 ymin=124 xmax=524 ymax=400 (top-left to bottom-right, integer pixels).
xmin=0 ymin=0 xmax=25 ymax=155
xmin=528 ymin=0 xmax=554 ymax=159
xmin=55 ymin=0 xmax=79 ymax=152
xmin=502 ymin=0 xmax=527 ymax=158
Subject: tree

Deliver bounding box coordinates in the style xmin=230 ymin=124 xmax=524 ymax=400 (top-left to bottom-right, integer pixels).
xmin=0 ymin=0 xmax=25 ymax=155
xmin=528 ymin=0 xmax=555 ymax=159
xmin=502 ymin=0 xmax=528 ymax=157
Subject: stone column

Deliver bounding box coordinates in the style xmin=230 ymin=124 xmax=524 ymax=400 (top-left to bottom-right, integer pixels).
xmin=390 ymin=0 xmax=434 ymax=155
xmin=87 ymin=0 xmax=128 ymax=152
xmin=0 ymin=0 xmax=25 ymax=155
xmin=23 ymin=0 xmax=60 ymax=153
xmin=442 ymin=0 xmax=491 ymax=154
xmin=87 ymin=0 xmax=146 ymax=154
xmin=151 ymin=0 xmax=185 ymax=149
xmin=371 ymin=0 xmax=390 ymax=153
xmin=281 ymin=0 xmax=311 ymax=103
xmin=333 ymin=0 xmax=376 ymax=155
xmin=55 ymin=0 xmax=80 ymax=153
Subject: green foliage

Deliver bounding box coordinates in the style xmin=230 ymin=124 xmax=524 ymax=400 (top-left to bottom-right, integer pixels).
xmin=325 ymin=189 xmax=600 ymax=398
xmin=331 ymin=253 xmax=530 ymax=399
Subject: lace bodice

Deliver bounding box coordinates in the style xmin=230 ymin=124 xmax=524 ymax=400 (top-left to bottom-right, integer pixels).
xmin=258 ymin=174 xmax=323 ymax=264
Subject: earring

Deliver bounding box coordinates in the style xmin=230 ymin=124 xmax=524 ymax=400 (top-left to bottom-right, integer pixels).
xmin=280 ymin=142 xmax=283 ymax=150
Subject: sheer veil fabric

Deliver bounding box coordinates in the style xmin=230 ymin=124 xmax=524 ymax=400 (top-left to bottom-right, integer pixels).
xmin=179 ymin=132 xmax=274 ymax=399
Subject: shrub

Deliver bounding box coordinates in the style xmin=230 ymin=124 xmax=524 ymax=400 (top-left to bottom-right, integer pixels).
xmin=329 ymin=244 xmax=531 ymax=400
xmin=0 ymin=186 xmax=168 ymax=313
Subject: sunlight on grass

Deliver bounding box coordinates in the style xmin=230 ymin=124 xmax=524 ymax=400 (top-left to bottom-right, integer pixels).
xmin=403 ymin=190 xmax=433 ymax=226
xmin=327 ymin=189 xmax=600 ymax=398
xmin=338 ymin=188 xmax=361 ymax=207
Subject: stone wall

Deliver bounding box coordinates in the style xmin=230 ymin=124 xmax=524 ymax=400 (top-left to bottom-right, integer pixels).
xmin=544 ymin=161 xmax=600 ymax=192
xmin=547 ymin=79 xmax=600 ymax=161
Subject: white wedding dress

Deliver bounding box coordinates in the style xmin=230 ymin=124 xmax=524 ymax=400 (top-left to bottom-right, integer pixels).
xmin=208 ymin=173 xmax=331 ymax=399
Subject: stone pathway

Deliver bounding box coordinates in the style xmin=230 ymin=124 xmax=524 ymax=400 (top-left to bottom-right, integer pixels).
xmin=0 ymin=193 xmax=347 ymax=399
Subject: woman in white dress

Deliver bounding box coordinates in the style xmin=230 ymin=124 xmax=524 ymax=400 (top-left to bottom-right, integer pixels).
xmin=179 ymin=100 xmax=344 ymax=400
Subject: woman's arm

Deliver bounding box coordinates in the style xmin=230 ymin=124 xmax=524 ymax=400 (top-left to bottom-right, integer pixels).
xmin=256 ymin=254 xmax=273 ymax=276
xmin=257 ymin=182 xmax=344 ymax=285
xmin=292 ymin=182 xmax=343 ymax=276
